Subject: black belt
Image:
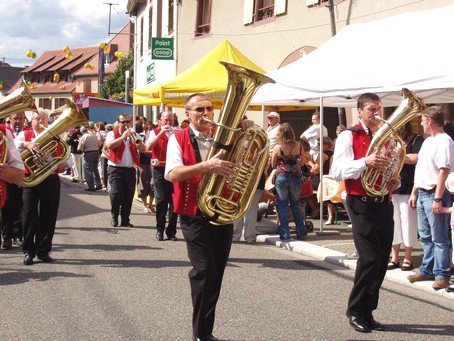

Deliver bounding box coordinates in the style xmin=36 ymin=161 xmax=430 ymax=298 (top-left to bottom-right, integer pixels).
xmin=419 ymin=187 xmax=436 ymax=193
xmin=359 ymin=195 xmax=385 ymax=203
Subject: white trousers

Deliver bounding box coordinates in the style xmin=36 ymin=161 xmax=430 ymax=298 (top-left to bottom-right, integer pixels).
xmin=233 ymin=190 xmax=263 ymax=243
xmin=392 ymin=194 xmax=418 ymax=247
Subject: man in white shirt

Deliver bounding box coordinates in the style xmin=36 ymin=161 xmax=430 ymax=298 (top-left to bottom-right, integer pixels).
xmin=300 ymin=111 xmax=328 ymax=161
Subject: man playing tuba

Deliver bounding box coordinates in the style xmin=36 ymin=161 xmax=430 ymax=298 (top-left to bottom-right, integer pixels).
xmin=15 ymin=109 xmax=67 ymax=265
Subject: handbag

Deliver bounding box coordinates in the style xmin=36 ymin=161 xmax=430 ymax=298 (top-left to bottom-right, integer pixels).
xmin=265 ymin=169 xmax=277 ymax=191
xmin=300 ymin=180 xmax=314 ymax=198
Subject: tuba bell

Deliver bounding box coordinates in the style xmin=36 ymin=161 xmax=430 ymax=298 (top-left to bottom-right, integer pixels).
xmin=197 ymin=61 xmax=275 ymax=225
xmin=17 ymin=99 xmax=88 ymax=187
xmin=361 ymin=88 xmax=428 ymax=196
xmin=0 ymin=78 xmax=35 ymax=117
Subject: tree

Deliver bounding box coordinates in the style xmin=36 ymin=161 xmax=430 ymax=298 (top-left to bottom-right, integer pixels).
xmin=100 ymin=48 xmax=134 ymax=102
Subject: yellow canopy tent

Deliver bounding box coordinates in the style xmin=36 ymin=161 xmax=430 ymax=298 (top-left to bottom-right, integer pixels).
xmin=133 ymin=40 xmax=266 ymax=108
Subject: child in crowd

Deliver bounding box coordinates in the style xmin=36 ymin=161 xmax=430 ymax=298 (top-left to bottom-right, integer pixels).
xmin=439 ymin=172 xmax=454 ymax=292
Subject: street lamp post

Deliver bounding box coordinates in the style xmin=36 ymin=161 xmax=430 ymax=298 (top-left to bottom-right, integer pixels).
xmin=125 ymin=70 xmax=130 ymax=103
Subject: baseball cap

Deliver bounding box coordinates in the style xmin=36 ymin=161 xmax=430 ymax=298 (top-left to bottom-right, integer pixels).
xmin=267 ymin=111 xmax=280 ymax=118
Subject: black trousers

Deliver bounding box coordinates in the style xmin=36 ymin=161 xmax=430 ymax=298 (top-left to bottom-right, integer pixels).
xmin=1 ymin=183 xmax=23 ymax=241
xmin=346 ymin=195 xmax=394 ymax=319
xmin=153 ymin=166 xmax=177 ymax=237
xmin=22 ymin=174 xmax=60 ymax=257
xmin=108 ymin=166 xmax=136 ymax=225
xmin=180 ymin=214 xmax=233 ymax=339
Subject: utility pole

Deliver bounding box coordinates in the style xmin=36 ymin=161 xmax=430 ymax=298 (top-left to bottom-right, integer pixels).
xmin=104 ymin=2 xmax=119 ymax=35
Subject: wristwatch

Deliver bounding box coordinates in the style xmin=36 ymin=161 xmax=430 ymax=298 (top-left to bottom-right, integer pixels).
xmin=434 ymin=198 xmax=442 ymax=203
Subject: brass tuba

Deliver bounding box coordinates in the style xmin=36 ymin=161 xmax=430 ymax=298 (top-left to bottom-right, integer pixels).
xmin=0 ymin=78 xmax=35 ymax=117
xmin=361 ymin=88 xmax=428 ymax=196
xmin=17 ymin=99 xmax=88 ymax=187
xmin=197 ymin=61 xmax=275 ymax=225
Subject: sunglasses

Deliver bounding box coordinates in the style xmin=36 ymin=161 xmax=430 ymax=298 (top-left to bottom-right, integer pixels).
xmin=119 ymin=120 xmax=130 ymax=124
xmin=190 ymin=106 xmax=214 ymax=113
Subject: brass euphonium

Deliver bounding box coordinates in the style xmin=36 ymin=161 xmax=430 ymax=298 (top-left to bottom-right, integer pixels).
xmin=17 ymin=99 xmax=88 ymax=187
xmin=361 ymin=88 xmax=429 ymax=196
xmin=197 ymin=61 xmax=275 ymax=225
xmin=0 ymin=78 xmax=35 ymax=117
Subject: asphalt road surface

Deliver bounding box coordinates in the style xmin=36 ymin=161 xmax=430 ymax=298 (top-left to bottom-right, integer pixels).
xmin=0 ymin=177 xmax=453 ymax=340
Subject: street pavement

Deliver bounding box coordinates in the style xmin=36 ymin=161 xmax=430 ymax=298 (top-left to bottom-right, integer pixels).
xmin=0 ymin=175 xmax=453 ymax=341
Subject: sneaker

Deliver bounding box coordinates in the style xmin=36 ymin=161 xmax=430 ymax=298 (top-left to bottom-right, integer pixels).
xmin=432 ymin=278 xmax=449 ymax=290
xmin=1 ymin=239 xmax=13 ymax=250
xmin=407 ymin=272 xmax=435 ymax=283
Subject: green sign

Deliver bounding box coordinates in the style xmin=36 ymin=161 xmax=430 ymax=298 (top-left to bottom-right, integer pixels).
xmin=151 ymin=38 xmax=174 ymax=60
xmin=147 ymin=63 xmax=155 ymax=83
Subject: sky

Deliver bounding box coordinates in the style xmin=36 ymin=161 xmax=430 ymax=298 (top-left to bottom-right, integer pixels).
xmin=0 ymin=0 xmax=130 ymax=67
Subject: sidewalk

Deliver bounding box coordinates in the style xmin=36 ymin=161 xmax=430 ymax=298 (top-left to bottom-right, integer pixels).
xmin=255 ymin=212 xmax=454 ymax=301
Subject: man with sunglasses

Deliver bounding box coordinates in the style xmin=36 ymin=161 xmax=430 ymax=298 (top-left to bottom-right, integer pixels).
xmin=145 ymin=110 xmax=178 ymax=241
xmin=165 ymin=93 xmax=254 ymax=341
xmin=105 ymin=114 xmax=145 ymax=227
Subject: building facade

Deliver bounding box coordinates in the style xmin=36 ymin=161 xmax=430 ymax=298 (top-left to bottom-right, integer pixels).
xmin=128 ymin=0 xmax=454 ymax=133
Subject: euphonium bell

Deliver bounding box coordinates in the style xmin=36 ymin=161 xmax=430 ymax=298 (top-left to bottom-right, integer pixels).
xmin=17 ymin=99 xmax=88 ymax=187
xmin=0 ymin=78 xmax=35 ymax=118
xmin=197 ymin=61 xmax=275 ymax=225
xmin=361 ymin=88 xmax=428 ymax=196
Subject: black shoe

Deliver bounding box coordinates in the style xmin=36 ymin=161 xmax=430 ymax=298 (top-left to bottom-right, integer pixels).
xmin=121 ymin=223 xmax=134 ymax=227
xmin=84 ymin=188 xmax=95 ymax=192
xmin=349 ymin=316 xmax=371 ymax=333
xmin=156 ymin=231 xmax=164 ymax=241
xmin=1 ymin=239 xmax=13 ymax=250
xmin=23 ymin=253 xmax=34 ymax=265
xmin=111 ymin=218 xmax=118 ymax=227
xmin=167 ymin=235 xmax=178 ymax=241
xmin=37 ymin=254 xmax=53 ymax=263
xmin=193 ymin=335 xmax=219 ymax=341
xmin=367 ymin=318 xmax=385 ymax=331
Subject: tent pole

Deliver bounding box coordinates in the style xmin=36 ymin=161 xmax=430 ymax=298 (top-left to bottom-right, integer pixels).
xmin=316 ymin=96 xmax=340 ymax=236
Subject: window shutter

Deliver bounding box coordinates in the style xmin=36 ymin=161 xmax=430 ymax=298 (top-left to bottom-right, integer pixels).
xmin=274 ymin=0 xmax=287 ymax=16
xmin=243 ymin=0 xmax=254 ymax=25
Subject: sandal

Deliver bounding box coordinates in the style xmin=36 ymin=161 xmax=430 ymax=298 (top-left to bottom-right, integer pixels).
xmin=401 ymin=260 xmax=414 ymax=271
xmin=387 ymin=261 xmax=400 ymax=270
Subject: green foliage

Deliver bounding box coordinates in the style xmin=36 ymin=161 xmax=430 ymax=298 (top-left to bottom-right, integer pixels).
xmin=100 ymin=49 xmax=134 ymax=102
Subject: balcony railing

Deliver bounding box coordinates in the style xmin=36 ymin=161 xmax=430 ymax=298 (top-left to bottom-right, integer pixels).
xmin=256 ymin=5 xmax=274 ymax=21
xmin=195 ymin=23 xmax=211 ymax=37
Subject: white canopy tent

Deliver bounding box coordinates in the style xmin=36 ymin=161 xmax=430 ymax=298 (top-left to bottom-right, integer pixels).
xmin=252 ymin=5 xmax=454 ymax=234
xmin=251 ymin=5 xmax=454 ymax=108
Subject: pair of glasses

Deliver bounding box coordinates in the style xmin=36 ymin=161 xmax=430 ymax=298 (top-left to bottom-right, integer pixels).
xmin=5 ymin=121 xmax=10 ymax=124
xmin=119 ymin=120 xmax=130 ymax=124
xmin=190 ymin=106 xmax=214 ymax=113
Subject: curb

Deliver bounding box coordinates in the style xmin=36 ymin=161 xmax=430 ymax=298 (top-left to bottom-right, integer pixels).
xmin=256 ymin=234 xmax=454 ymax=301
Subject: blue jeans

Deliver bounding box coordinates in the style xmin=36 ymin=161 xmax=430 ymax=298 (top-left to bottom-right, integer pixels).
xmin=417 ymin=188 xmax=452 ymax=281
xmin=275 ymin=174 xmax=306 ymax=240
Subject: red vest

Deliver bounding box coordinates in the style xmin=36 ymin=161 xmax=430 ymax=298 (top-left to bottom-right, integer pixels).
xmin=172 ymin=128 xmax=201 ymax=216
xmin=344 ymin=124 xmax=371 ymax=196
xmin=151 ymin=128 xmax=169 ymax=165
xmin=108 ymin=129 xmax=140 ymax=166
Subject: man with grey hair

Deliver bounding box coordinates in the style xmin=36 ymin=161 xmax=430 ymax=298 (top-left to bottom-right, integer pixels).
xmin=300 ymin=111 xmax=328 ymax=161
xmin=78 ymin=126 xmax=102 ymax=191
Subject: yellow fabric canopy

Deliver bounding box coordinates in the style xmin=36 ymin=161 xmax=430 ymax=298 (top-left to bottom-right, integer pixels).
xmin=133 ymin=40 xmax=266 ymax=108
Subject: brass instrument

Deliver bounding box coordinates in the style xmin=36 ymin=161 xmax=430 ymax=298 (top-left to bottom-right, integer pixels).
xmin=0 ymin=79 xmax=35 ymax=117
xmin=197 ymin=61 xmax=275 ymax=225
xmin=361 ymin=88 xmax=428 ymax=196
xmin=0 ymin=78 xmax=35 ymax=205
xmin=18 ymin=99 xmax=88 ymax=187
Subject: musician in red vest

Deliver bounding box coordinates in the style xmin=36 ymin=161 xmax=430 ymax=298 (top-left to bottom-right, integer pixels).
xmin=145 ymin=110 xmax=178 ymax=241
xmin=105 ymin=114 xmax=145 ymax=227
xmin=165 ymin=93 xmax=254 ymax=341
xmin=332 ymin=93 xmax=400 ymax=333
xmin=15 ymin=109 xmax=67 ymax=265
xmin=1 ymin=111 xmax=28 ymax=250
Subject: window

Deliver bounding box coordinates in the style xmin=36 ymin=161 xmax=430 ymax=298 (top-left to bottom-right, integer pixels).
xmin=55 ymin=98 xmax=66 ymax=108
xmin=39 ymin=98 xmax=52 ymax=110
xmin=148 ymin=6 xmax=153 ymax=50
xmin=255 ymin=0 xmax=274 ymax=22
xmin=195 ymin=0 xmax=211 ymax=37
xmin=168 ymin=0 xmax=174 ymax=35
xmin=83 ymin=79 xmax=92 ymax=93
xmin=243 ymin=0 xmax=286 ymax=25
xmin=139 ymin=16 xmax=144 ymax=57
